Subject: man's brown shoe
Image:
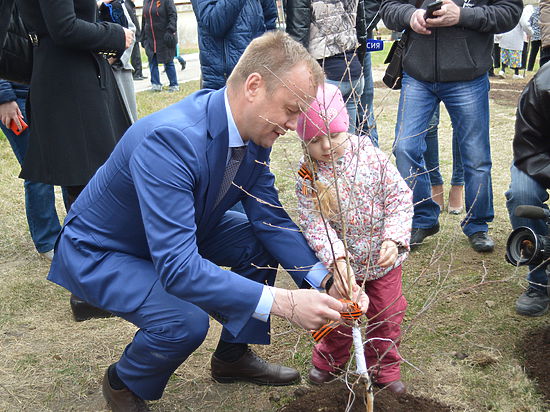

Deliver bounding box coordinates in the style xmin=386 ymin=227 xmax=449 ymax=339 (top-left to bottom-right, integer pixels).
xmin=308 ymin=366 xmax=341 ymax=385
xmin=374 ymin=379 xmax=407 ymax=395
xmin=211 ymin=348 xmax=300 ymax=386
xmin=102 ymin=369 xmax=151 ymax=411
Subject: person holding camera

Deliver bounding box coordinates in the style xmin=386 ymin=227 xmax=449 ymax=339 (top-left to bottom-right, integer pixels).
xmin=380 ymin=0 xmax=522 ymax=252
xmin=505 ymin=62 xmax=550 ymax=317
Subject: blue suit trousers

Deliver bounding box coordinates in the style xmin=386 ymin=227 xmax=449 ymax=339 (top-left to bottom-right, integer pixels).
xmin=113 ymin=211 xmax=278 ymax=400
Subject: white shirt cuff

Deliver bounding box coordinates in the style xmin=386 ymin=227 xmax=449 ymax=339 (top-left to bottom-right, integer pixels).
xmin=305 ymin=261 xmax=329 ymax=291
xmin=252 ymin=285 xmax=275 ymax=322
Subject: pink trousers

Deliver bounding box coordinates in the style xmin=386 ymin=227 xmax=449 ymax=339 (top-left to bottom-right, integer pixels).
xmin=312 ymin=265 xmax=407 ymax=383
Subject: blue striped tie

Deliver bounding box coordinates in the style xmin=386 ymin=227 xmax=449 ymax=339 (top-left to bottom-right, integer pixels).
xmin=216 ymin=146 xmax=247 ymax=205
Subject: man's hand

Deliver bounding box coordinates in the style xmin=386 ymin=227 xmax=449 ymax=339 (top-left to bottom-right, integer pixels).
xmin=426 ymin=0 xmax=461 ymax=28
xmin=0 ymin=101 xmax=22 ymax=129
xmin=270 ymin=288 xmax=347 ymax=330
xmin=377 ymin=240 xmax=398 ymax=268
xmin=410 ymin=9 xmax=431 ymax=35
xmin=328 ymin=282 xmax=369 ymax=315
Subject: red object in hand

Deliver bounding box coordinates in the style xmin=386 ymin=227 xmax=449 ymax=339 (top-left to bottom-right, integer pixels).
xmin=9 ymin=116 xmax=28 ymax=135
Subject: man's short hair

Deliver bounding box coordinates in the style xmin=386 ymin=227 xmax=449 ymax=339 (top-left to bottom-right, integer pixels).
xmin=227 ymin=30 xmax=325 ymax=93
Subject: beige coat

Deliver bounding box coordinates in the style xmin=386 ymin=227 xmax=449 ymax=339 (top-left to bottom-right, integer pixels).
xmin=541 ymin=0 xmax=550 ymax=48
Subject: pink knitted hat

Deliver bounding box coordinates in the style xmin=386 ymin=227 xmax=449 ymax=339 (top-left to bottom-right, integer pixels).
xmin=297 ymin=83 xmax=349 ymax=141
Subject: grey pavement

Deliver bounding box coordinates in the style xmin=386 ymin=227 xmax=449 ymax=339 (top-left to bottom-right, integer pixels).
xmin=133 ymin=52 xmax=201 ymax=93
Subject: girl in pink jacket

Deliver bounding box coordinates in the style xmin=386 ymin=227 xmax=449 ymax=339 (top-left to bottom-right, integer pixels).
xmin=296 ymin=83 xmax=413 ymax=394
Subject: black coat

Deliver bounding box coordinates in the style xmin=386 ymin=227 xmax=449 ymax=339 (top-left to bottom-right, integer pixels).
xmin=513 ymin=63 xmax=550 ymax=188
xmin=16 ymin=0 xmax=131 ymax=186
xmin=141 ymin=0 xmax=177 ymax=64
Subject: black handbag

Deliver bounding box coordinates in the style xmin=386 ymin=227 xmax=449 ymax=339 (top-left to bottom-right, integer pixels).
xmin=382 ymin=31 xmax=409 ymax=90
xmin=382 ymin=0 xmax=423 ymax=90
xmin=0 ymin=0 xmax=33 ymax=85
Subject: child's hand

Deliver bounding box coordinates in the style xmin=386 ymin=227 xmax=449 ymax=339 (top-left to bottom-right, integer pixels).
xmin=377 ymin=240 xmax=398 ymax=268
xmin=332 ymin=258 xmax=355 ymax=298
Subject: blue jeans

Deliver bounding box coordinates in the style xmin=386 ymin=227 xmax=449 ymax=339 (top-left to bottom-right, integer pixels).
xmin=326 ymin=77 xmax=364 ymax=135
xmin=394 ymin=73 xmax=493 ymax=236
xmin=424 ymin=105 xmax=465 ymax=186
xmin=149 ymin=54 xmax=178 ymax=87
xmin=505 ymin=165 xmax=549 ymax=291
xmin=356 ymin=53 xmax=379 ymax=146
xmin=0 ymin=96 xmax=61 ymax=252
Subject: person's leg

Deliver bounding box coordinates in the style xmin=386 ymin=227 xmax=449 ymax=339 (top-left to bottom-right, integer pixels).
xmin=175 ymin=43 xmax=186 ymax=70
xmin=131 ymin=41 xmax=145 ymax=79
xmin=0 ymin=96 xmax=61 ymax=254
xmin=198 ymin=211 xmax=299 ymax=384
xmin=364 ymin=266 xmax=407 ymax=385
xmin=528 ymin=40 xmax=541 ymax=71
xmin=440 ymin=74 xmax=494 ymax=239
xmin=540 ymin=46 xmax=550 ymax=66
xmin=449 ymin=127 xmax=465 ymax=213
xmin=493 ymin=42 xmax=501 ymax=69
xmin=199 ymin=211 xmax=278 ymax=345
xmin=149 ymin=54 xmax=161 ymax=90
xmin=521 ymin=41 xmax=529 ymax=69
xmin=311 ymin=323 xmax=353 ymax=372
xmin=357 ymin=52 xmax=379 ymax=146
xmin=113 ymin=279 xmax=210 ymax=400
xmin=23 ymin=181 xmax=61 ymax=253
xmin=505 ymin=165 xmax=550 ymax=291
xmin=424 ymin=106 xmax=444 ymax=209
xmin=393 ymin=74 xmax=440 ymax=231
xmin=164 ymin=61 xmax=178 ymax=87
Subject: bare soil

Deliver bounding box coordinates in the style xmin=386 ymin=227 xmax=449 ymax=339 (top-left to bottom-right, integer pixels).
xmin=519 ymin=326 xmax=550 ymax=407
xmin=281 ymin=381 xmax=451 ymax=412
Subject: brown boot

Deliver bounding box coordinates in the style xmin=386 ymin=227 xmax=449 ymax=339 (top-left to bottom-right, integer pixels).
xmin=102 ymin=368 xmax=151 ymax=412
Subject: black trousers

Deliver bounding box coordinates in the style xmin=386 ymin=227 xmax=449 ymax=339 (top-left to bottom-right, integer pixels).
xmin=528 ymin=40 xmax=541 ymax=71
xmin=540 ymin=46 xmax=550 ymax=68
xmin=131 ymin=44 xmax=143 ymax=77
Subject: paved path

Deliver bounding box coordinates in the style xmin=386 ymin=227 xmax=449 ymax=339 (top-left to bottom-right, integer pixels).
xmin=133 ymin=52 xmax=201 ymax=93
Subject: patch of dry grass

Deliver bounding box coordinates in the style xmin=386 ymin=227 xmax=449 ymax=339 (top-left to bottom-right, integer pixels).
xmin=0 ymin=69 xmax=549 ymax=411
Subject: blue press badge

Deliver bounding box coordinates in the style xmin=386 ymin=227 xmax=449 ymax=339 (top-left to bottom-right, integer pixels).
xmin=366 ymin=39 xmax=384 ymax=51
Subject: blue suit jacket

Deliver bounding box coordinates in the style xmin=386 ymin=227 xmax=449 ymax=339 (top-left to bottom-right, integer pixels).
xmin=48 ymin=88 xmax=320 ymax=338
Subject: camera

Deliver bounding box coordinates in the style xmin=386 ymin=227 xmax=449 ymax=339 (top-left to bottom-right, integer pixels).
xmin=506 ymin=205 xmax=550 ymax=267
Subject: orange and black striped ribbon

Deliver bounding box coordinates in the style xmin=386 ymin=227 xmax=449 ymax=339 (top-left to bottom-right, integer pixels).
xmin=311 ymin=299 xmax=363 ymax=342
xmin=298 ymin=164 xmax=316 ymax=195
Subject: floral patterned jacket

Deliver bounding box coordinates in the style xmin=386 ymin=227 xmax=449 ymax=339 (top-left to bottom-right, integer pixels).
xmin=296 ymin=134 xmax=413 ymax=282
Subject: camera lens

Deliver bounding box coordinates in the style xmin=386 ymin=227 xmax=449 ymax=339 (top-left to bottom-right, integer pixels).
xmin=506 ymin=227 xmax=537 ymax=266
xmin=506 ymin=226 xmax=550 ymax=267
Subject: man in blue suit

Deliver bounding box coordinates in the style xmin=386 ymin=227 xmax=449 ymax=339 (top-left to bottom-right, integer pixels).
xmin=48 ymin=31 xmax=368 ymax=411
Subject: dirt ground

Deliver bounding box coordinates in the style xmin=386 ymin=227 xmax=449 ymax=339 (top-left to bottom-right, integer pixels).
xmin=519 ymin=326 xmax=550 ymax=405
xmin=282 ymin=381 xmax=452 ymax=411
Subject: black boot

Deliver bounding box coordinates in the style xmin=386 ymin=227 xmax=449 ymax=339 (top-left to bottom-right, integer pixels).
xmin=70 ymin=294 xmax=113 ymax=322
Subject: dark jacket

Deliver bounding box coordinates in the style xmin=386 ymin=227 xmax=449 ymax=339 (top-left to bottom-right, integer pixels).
xmin=513 ymin=63 xmax=550 ymax=189
xmin=363 ymin=0 xmax=381 ymax=38
xmin=191 ymin=0 xmax=277 ymax=90
xmin=380 ymin=0 xmax=523 ymax=82
xmin=16 ymin=0 xmax=130 ymax=186
xmin=141 ymin=0 xmax=178 ymax=64
xmin=0 ymin=80 xmax=28 ymax=104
